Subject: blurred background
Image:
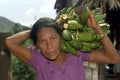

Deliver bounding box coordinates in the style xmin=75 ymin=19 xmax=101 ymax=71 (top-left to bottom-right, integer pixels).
xmin=0 ymin=0 xmax=120 ymax=80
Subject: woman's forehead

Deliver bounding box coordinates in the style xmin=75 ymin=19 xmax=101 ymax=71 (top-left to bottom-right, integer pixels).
xmin=38 ymin=27 xmax=57 ymax=34
xmin=37 ymin=27 xmax=59 ymax=38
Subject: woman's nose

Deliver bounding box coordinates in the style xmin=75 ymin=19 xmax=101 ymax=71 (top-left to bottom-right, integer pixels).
xmin=46 ymin=40 xmax=52 ymax=49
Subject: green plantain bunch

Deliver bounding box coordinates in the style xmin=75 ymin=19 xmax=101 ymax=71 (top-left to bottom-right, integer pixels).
xmin=56 ymin=5 xmax=110 ymax=57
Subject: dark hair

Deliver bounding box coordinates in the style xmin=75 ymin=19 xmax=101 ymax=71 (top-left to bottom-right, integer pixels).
xmin=30 ymin=17 xmax=62 ymax=45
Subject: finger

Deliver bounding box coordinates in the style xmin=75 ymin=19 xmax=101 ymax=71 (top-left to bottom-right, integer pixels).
xmin=87 ymin=18 xmax=91 ymax=27
xmin=87 ymin=8 xmax=95 ymax=19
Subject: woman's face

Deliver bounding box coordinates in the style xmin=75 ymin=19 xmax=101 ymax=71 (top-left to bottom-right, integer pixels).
xmin=36 ymin=27 xmax=62 ymax=60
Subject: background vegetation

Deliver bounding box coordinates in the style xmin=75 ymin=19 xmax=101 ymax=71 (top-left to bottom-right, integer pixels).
xmin=0 ymin=16 xmax=36 ymax=80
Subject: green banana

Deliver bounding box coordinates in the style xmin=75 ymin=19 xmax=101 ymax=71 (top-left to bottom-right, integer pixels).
xmin=99 ymin=23 xmax=110 ymax=35
xmin=104 ymin=30 xmax=110 ymax=35
xmin=87 ymin=27 xmax=96 ymax=34
xmin=85 ymin=1 xmax=93 ymax=8
xmin=65 ymin=6 xmax=74 ymax=14
xmin=62 ymin=30 xmax=72 ymax=41
xmin=68 ymin=15 xmax=76 ymax=20
xmin=68 ymin=39 xmax=83 ymax=49
xmin=60 ymin=40 xmax=69 ymax=52
xmin=82 ymin=42 xmax=100 ymax=49
xmin=67 ymin=7 xmax=77 ymax=20
xmin=78 ymin=32 xmax=97 ymax=42
xmin=67 ymin=20 xmax=83 ymax=30
xmin=65 ymin=41 xmax=80 ymax=57
xmin=95 ymin=14 xmax=106 ymax=23
xmin=96 ymin=34 xmax=104 ymax=41
xmin=99 ymin=23 xmax=110 ymax=30
xmin=80 ymin=45 xmax=91 ymax=52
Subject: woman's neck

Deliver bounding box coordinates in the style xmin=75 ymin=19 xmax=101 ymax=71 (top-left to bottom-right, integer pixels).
xmin=53 ymin=52 xmax=67 ymax=64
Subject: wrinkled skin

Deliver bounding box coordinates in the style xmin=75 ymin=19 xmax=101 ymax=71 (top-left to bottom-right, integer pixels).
xmin=36 ymin=27 xmax=66 ymax=64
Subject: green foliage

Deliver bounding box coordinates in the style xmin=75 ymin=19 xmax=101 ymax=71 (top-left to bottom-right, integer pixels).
xmin=11 ymin=55 xmax=36 ymax=80
xmin=13 ymin=23 xmax=22 ymax=34
xmin=12 ymin=23 xmax=30 ymax=34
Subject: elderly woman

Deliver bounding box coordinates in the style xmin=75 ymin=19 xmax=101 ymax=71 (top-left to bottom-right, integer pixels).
xmin=5 ymin=10 xmax=119 ymax=80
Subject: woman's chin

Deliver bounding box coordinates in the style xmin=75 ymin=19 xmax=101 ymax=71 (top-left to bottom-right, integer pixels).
xmin=46 ymin=55 xmax=58 ymax=61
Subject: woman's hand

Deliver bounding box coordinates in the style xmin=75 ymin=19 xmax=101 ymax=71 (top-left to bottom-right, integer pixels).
xmin=87 ymin=9 xmax=99 ymax=29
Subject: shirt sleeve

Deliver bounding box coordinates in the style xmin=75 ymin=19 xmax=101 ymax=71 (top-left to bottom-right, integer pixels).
xmin=26 ymin=46 xmax=40 ymax=69
xmin=77 ymin=51 xmax=91 ymax=61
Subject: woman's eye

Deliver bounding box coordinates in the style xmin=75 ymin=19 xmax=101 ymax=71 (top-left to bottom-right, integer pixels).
xmin=52 ymin=37 xmax=55 ymax=39
xmin=51 ymin=36 xmax=56 ymax=39
xmin=38 ymin=40 xmax=45 ymax=44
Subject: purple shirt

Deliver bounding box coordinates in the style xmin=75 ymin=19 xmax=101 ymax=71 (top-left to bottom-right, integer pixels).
xmin=27 ymin=46 xmax=90 ymax=80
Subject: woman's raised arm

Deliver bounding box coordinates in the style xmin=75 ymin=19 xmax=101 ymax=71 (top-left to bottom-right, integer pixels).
xmin=87 ymin=9 xmax=120 ymax=64
xmin=5 ymin=30 xmax=31 ymax=62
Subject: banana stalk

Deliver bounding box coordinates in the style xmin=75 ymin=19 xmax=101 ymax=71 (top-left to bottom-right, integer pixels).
xmin=56 ymin=5 xmax=110 ymax=57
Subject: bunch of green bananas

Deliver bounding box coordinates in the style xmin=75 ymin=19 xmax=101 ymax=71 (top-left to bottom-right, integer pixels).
xmin=56 ymin=5 xmax=110 ymax=57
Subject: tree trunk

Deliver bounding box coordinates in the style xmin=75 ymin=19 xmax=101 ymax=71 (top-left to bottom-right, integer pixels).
xmin=0 ymin=33 xmax=12 ymax=80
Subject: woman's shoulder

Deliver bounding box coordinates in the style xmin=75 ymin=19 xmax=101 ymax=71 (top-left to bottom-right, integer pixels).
xmin=27 ymin=45 xmax=44 ymax=64
xmin=68 ymin=51 xmax=91 ymax=61
xmin=28 ymin=45 xmax=40 ymax=54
